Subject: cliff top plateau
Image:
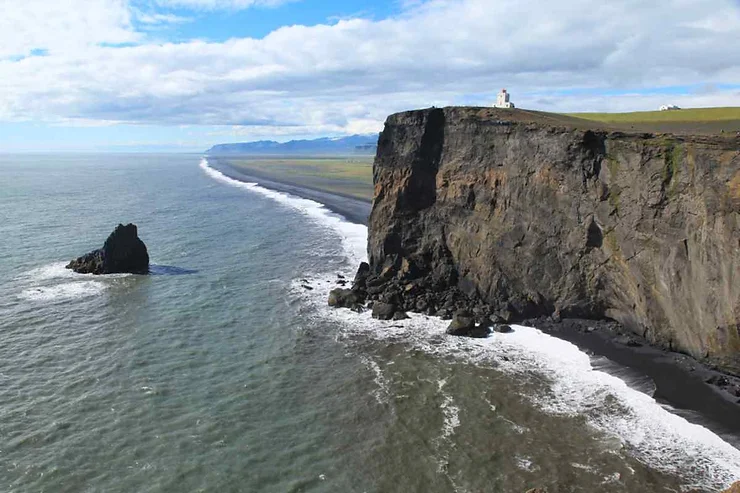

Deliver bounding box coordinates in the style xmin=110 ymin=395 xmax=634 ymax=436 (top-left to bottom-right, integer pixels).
xmin=403 ymin=106 xmax=740 ymax=138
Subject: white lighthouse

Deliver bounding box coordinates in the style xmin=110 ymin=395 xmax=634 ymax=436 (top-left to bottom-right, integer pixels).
xmin=494 ymin=89 xmax=515 ymax=109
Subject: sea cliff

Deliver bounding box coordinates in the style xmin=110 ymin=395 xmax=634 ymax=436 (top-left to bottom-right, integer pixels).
xmin=363 ymin=107 xmax=740 ymax=375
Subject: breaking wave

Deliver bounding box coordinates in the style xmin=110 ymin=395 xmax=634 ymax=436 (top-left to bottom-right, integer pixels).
xmin=200 ymin=156 xmax=740 ymax=490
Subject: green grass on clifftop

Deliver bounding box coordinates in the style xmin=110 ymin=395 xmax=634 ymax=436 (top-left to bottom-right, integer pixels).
xmin=564 ymin=107 xmax=740 ymax=135
xmin=567 ymin=107 xmax=740 ymax=123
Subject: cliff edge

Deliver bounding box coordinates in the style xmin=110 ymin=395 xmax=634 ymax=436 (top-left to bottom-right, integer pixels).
xmin=365 ymin=106 xmax=740 ymax=375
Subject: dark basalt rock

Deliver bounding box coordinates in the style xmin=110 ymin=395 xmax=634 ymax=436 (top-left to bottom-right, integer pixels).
xmin=615 ymin=335 xmax=643 ymax=347
xmin=372 ymin=302 xmax=396 ymax=320
xmin=446 ymin=310 xmax=491 ymax=338
xmin=328 ymin=288 xmax=363 ymax=309
xmin=66 ymin=224 xmax=149 ymax=275
xmin=353 ymin=262 xmax=371 ymax=287
xmin=362 ymin=106 xmax=740 ymax=375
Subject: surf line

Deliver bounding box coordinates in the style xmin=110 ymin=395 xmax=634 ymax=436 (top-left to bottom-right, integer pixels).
xmin=202 ymin=156 xmax=740 ymax=491
xmin=199 ymin=158 xmax=367 ymax=265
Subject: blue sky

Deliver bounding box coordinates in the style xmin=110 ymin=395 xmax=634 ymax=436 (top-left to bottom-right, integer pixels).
xmin=133 ymin=0 xmax=403 ymax=42
xmin=2 ymin=0 xmax=740 ymax=151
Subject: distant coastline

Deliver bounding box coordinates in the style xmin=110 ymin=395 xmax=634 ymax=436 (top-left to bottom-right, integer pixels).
xmin=204 ymin=157 xmax=371 ymax=225
xmin=206 ymin=134 xmax=378 ymax=156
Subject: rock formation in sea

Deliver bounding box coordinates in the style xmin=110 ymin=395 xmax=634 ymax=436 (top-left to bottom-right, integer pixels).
xmin=66 ymin=223 xmax=149 ymax=275
xmin=331 ymin=106 xmax=740 ymax=374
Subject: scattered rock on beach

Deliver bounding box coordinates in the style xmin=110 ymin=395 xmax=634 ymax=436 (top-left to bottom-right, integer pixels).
xmin=435 ymin=308 xmax=453 ymax=320
xmin=66 ymin=223 xmax=149 ymax=275
xmin=328 ymin=288 xmax=363 ymax=309
xmin=706 ymin=375 xmax=731 ymax=387
xmin=615 ymin=335 xmax=643 ymax=347
xmin=446 ymin=310 xmax=491 ymax=338
xmin=372 ymin=302 xmax=396 ymax=320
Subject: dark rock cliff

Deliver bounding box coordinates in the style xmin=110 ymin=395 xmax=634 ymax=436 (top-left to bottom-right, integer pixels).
xmin=365 ymin=107 xmax=740 ymax=374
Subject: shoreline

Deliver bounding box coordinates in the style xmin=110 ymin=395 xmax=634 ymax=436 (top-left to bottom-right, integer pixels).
xmin=527 ymin=317 xmax=740 ymax=441
xmin=206 ymin=156 xmax=372 ymax=225
xmin=201 ymin=156 xmax=740 ymax=443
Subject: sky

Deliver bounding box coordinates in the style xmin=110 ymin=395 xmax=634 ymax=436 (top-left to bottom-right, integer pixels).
xmin=2 ymin=0 xmax=740 ymax=152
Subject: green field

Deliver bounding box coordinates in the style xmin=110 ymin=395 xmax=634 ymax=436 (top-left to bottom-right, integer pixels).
xmin=564 ymin=107 xmax=740 ymax=134
xmin=222 ymin=156 xmax=374 ymax=201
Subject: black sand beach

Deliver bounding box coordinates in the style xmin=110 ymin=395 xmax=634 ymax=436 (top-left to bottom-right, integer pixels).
xmin=210 ymin=157 xmax=372 ymax=225
xmin=206 ymin=155 xmax=740 ymax=443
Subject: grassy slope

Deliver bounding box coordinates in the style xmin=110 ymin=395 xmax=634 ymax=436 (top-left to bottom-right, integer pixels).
xmin=567 ymin=107 xmax=740 ymax=123
xmin=222 ymin=156 xmax=374 ymax=201
xmin=563 ymin=107 xmax=740 ymax=135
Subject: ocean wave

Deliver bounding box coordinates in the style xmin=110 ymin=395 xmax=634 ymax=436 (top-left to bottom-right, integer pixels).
xmin=437 ymin=378 xmax=461 ymax=441
xmin=20 ymin=261 xmax=79 ymax=281
xmin=201 ymin=154 xmax=740 ymax=490
xmin=15 ymin=262 xmax=133 ymax=303
xmin=298 ymin=285 xmax=740 ymax=490
xmin=19 ymin=280 xmax=107 ymax=302
xmin=360 ymin=355 xmax=392 ymax=405
xmin=199 ymin=158 xmax=367 ymax=265
xmin=20 ymin=262 xmax=134 ymax=282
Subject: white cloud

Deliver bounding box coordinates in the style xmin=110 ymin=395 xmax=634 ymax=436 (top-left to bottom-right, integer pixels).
xmin=152 ymin=0 xmax=296 ymax=9
xmin=1 ymin=0 xmax=739 ymax=139
xmin=0 ymin=0 xmax=137 ymax=58
xmin=133 ymin=10 xmax=192 ymax=25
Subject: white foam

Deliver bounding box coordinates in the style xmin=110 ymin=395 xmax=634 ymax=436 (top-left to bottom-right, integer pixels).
xmin=437 ymin=378 xmax=461 ymax=441
xmin=16 ymin=262 xmax=131 ymax=302
xmin=202 ymin=155 xmax=740 ymax=490
xmin=501 ymin=417 xmax=529 ymax=435
xmin=19 ymin=281 xmax=107 ymax=302
xmin=571 ymin=462 xmax=599 ymax=474
xmin=21 ymin=262 xmax=79 ymax=281
xmin=360 ymin=355 xmax=391 ymax=405
xmin=20 ymin=262 xmax=134 ymax=282
xmin=200 ymin=158 xmax=367 ymax=265
xmin=515 ymin=456 xmax=538 ymax=472
xmin=293 ymin=278 xmax=740 ymax=490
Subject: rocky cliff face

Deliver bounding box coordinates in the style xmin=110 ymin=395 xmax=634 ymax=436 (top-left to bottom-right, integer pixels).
xmin=366 ymin=107 xmax=740 ymax=374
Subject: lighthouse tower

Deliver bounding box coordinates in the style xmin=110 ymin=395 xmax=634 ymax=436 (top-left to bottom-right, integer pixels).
xmin=494 ymin=89 xmax=514 ymax=109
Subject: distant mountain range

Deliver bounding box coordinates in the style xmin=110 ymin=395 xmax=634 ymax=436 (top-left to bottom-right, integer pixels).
xmin=206 ymin=134 xmax=378 ymax=155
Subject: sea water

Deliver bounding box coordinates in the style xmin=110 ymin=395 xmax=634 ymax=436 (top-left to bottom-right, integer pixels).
xmin=1 ymin=153 xmax=739 ymax=492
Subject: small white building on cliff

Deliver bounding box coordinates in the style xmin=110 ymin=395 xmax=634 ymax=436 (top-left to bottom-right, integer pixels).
xmin=494 ymin=89 xmax=515 ymax=108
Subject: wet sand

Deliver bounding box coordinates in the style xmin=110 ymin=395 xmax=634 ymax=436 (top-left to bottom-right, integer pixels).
xmin=528 ymin=318 xmax=740 ymax=441
xmin=209 ymin=158 xmax=371 ymax=225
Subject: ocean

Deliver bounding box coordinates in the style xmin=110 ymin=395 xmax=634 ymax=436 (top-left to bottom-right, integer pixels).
xmin=1 ymin=153 xmax=740 ymax=492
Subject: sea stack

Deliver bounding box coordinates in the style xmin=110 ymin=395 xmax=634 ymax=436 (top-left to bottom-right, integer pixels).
xmin=66 ymin=223 xmax=149 ymax=275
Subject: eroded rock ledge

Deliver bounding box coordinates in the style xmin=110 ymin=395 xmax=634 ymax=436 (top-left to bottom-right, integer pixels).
xmin=343 ymin=106 xmax=740 ymax=375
